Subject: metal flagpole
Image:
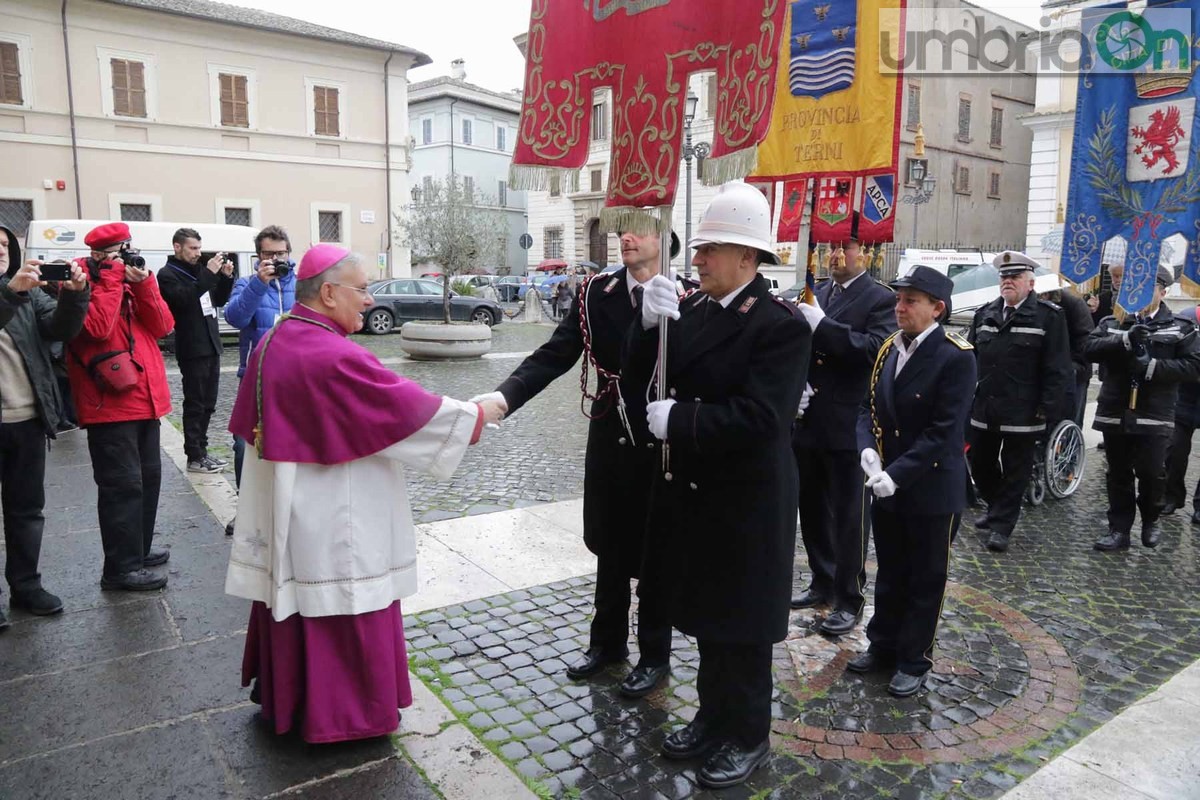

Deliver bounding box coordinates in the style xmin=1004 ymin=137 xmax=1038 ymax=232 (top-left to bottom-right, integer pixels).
xmin=657 ymin=209 xmax=673 ymax=479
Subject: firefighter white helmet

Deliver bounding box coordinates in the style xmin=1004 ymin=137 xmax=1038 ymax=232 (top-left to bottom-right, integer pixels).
xmin=688 ymin=182 xmax=781 ymax=265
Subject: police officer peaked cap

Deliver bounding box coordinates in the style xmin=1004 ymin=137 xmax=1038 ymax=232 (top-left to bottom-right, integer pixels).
xmin=1157 ymin=264 xmax=1175 ymax=287
xmin=890 ymin=265 xmax=954 ymax=312
xmin=84 ymin=222 xmax=132 ymax=250
xmin=993 ymin=250 xmax=1040 ymax=275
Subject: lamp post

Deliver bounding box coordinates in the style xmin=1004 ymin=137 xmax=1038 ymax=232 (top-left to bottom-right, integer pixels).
xmin=682 ymin=88 xmax=710 ymax=277
xmin=903 ymin=124 xmax=937 ymax=246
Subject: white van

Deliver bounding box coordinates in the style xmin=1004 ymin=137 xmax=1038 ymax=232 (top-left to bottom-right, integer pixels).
xmin=895 ymin=248 xmax=993 ymax=280
xmin=24 ymin=220 xmax=258 ymax=335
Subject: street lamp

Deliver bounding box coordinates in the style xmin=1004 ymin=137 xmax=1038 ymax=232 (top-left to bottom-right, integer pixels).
xmin=682 ymin=88 xmax=710 ymax=277
xmin=902 ymin=124 xmax=937 ymax=245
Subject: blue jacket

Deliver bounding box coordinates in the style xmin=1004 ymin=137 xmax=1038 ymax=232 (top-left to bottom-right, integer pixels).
xmin=223 ymin=272 xmax=296 ymax=377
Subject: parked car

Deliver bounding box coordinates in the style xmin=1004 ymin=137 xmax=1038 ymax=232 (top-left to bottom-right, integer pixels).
xmin=948 ymin=263 xmax=1062 ymax=323
xmin=517 ymin=274 xmax=560 ymax=300
xmin=494 ymin=275 xmax=527 ymax=302
xmin=360 ymin=278 xmax=504 ymax=334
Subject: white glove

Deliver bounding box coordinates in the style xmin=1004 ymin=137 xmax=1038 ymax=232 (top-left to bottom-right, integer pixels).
xmin=646 ymin=399 xmax=676 ymax=440
xmin=797 ymin=383 xmax=813 ymax=417
xmin=860 ymin=448 xmax=882 ymax=479
xmin=797 ymin=299 xmax=826 ymax=330
xmin=468 ymin=391 xmax=509 ymax=414
xmin=641 ymin=274 xmax=681 ymax=330
xmin=866 ymin=471 xmax=897 ymax=498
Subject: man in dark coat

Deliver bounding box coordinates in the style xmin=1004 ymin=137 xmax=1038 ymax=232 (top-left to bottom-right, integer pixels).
xmin=1163 ymin=304 xmax=1200 ymax=523
xmin=966 ymin=251 xmax=1072 ymax=552
xmin=631 ymin=183 xmax=810 ymax=789
xmin=791 ymin=234 xmax=896 ymax=637
xmin=1042 ymin=288 xmax=1095 ymax=428
xmin=157 ymin=227 xmax=234 ymax=473
xmin=1085 ymin=266 xmax=1200 ymax=550
xmin=850 ymin=265 xmax=976 ymax=697
xmin=474 ymin=229 xmax=690 ymax=699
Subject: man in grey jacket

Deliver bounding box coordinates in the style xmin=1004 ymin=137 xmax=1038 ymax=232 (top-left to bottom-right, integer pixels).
xmin=0 ymin=225 xmax=90 ymax=630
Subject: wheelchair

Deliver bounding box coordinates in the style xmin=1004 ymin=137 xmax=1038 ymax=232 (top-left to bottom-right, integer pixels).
xmin=1024 ymin=419 xmax=1088 ymax=506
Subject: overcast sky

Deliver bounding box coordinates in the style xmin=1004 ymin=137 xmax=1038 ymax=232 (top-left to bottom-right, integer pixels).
xmin=225 ymin=0 xmax=1052 ymax=94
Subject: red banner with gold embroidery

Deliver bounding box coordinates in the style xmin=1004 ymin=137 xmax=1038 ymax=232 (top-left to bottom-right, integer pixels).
xmin=511 ymin=0 xmax=788 ymax=232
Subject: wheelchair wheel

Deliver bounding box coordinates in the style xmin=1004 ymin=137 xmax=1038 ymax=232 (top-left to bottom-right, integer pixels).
xmin=1045 ymin=420 xmax=1086 ymax=499
xmin=1026 ymin=462 xmax=1046 ymax=506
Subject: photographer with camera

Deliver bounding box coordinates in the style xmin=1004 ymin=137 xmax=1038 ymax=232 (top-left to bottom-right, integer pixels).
xmin=158 ymin=228 xmax=235 ymax=474
xmin=222 ymin=226 xmax=296 ymax=534
xmin=67 ymin=222 xmax=175 ymax=592
xmin=0 ymin=226 xmax=90 ymax=629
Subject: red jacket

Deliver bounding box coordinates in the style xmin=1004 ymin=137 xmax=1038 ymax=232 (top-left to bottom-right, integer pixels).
xmin=67 ymin=258 xmax=174 ymax=426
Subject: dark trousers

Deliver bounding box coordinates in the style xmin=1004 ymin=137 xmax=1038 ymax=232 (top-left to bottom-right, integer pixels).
xmin=1103 ymin=431 xmax=1169 ymax=533
xmin=589 ymin=552 xmax=672 ymax=666
xmin=968 ymin=429 xmax=1038 ymax=538
xmin=795 ymin=445 xmax=869 ymax=614
xmin=233 ymin=434 xmax=246 ymax=487
xmin=86 ymin=419 xmax=161 ymax=576
xmin=866 ymin=507 xmax=956 ymax=676
xmin=179 ymin=355 xmax=220 ymax=461
xmin=1 ymin=420 xmax=48 ymax=593
xmin=1074 ymin=372 xmax=1090 ymax=430
xmin=56 ymin=372 xmax=77 ymax=427
xmin=1163 ymin=422 xmax=1199 ymax=512
xmin=695 ymin=640 xmax=773 ymax=746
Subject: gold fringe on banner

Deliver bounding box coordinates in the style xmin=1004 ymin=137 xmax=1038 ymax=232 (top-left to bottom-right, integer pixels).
xmin=1182 ymin=274 xmax=1200 ymax=299
xmin=508 ymin=165 xmax=581 ymax=193
xmin=597 ymin=205 xmax=670 ymax=236
xmin=700 ymin=147 xmax=759 ymax=186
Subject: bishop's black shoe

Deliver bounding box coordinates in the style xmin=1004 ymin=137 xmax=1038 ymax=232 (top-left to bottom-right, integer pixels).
xmin=697 ymin=739 xmax=771 ymax=789
xmin=1093 ymin=530 xmax=1131 ymax=551
xmin=101 ymin=569 xmax=168 ymax=592
xmin=661 ymin=719 xmax=719 ymax=760
xmin=618 ymin=663 xmax=669 ymax=698
xmin=564 ymin=646 xmax=627 ymax=680
xmin=1141 ymin=521 xmax=1162 ymax=548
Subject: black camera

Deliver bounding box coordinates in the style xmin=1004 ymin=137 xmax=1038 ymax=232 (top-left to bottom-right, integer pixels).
xmin=119 ymin=244 xmax=146 ymax=268
xmin=39 ymin=260 xmax=73 ymax=282
xmin=267 ymin=260 xmax=291 ymax=278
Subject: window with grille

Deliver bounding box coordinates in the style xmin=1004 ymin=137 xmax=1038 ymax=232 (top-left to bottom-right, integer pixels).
xmin=496 ymin=126 xmax=506 ymax=151
xmin=906 ymin=83 xmax=921 ymax=131
xmin=318 ymin=210 xmax=342 ymax=242
xmin=549 ymin=175 xmax=561 ymax=197
xmin=120 ymin=203 xmax=152 ymax=222
xmin=954 ymin=164 xmax=971 ymax=195
xmin=313 ymin=85 xmax=339 ymax=136
xmin=0 ymin=199 xmax=34 ymax=237
xmin=590 ymin=169 xmax=602 ymax=193
xmin=957 ymin=97 xmax=972 ymax=142
xmin=110 ymin=59 xmax=146 ymax=118
xmin=224 ymin=207 xmax=251 ymax=226
xmin=544 ymin=228 xmax=563 ymax=260
xmin=219 ymin=73 xmax=249 ymax=127
xmin=591 ymin=102 xmax=607 ymax=141
xmin=497 ymin=180 xmax=507 ymax=207
xmin=463 ymin=176 xmax=475 ymax=200
xmin=421 ymin=118 xmax=432 ymax=145
xmin=988 ymin=171 xmax=1001 ymax=199
xmin=461 ymin=118 xmax=472 ymax=145
xmin=0 ymin=42 xmax=21 ymax=106
xmin=990 ymin=107 xmax=1004 ymax=148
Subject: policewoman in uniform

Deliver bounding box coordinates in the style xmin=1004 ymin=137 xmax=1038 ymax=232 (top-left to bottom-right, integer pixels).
xmin=966 ymin=251 xmax=1071 ymax=552
xmin=791 ymin=222 xmax=897 ymax=636
xmin=474 ymin=229 xmax=692 ymax=699
xmin=631 ymin=182 xmax=810 ymax=789
xmin=851 ymin=266 xmax=976 ymax=697
xmin=1085 ymin=264 xmax=1200 ymax=551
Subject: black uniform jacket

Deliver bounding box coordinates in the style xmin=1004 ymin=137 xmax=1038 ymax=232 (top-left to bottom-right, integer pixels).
xmin=157 ymin=256 xmax=232 ymax=360
xmin=1084 ymin=305 xmax=1200 ymax=433
xmin=1174 ymin=306 xmax=1200 ymax=429
xmin=856 ymin=327 xmax=977 ymax=516
xmin=625 ymin=275 xmax=811 ymax=644
xmin=967 ymin=294 xmax=1071 ymax=433
xmin=498 ymin=268 xmax=684 ymax=573
xmin=794 ymin=274 xmax=896 ymax=451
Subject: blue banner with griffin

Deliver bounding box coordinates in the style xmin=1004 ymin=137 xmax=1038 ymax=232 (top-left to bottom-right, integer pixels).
xmin=1064 ymin=0 xmax=1200 ymax=312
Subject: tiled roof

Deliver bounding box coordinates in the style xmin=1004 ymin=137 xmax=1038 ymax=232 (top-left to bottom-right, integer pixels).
xmin=408 ymin=76 xmax=521 ymax=108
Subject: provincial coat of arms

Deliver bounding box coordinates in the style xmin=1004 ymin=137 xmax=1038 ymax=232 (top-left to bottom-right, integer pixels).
xmin=1127 ymin=98 xmax=1194 ymax=180
xmin=816 ymin=178 xmax=853 ymax=225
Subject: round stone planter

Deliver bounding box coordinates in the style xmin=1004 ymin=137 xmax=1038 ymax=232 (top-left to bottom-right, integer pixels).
xmin=399 ymin=321 xmax=493 ymax=360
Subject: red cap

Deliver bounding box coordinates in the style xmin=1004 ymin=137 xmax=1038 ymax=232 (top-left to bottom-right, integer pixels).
xmin=84 ymin=222 xmax=132 ymax=250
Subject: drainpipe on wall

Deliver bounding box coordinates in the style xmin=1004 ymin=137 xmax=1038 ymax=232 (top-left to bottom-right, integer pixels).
xmin=449 ymin=97 xmax=458 ymax=180
xmin=383 ymin=51 xmax=394 ymax=276
xmin=61 ymin=0 xmax=82 ymax=217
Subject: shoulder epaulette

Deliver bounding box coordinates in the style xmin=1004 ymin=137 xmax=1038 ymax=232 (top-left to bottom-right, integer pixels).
xmin=772 ymin=295 xmax=803 ymax=317
xmin=1038 ymin=298 xmax=1062 ymax=311
xmin=946 ymin=331 xmax=974 ymax=350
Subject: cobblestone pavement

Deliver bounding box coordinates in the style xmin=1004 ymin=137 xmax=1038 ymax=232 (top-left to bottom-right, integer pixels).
xmin=406 ymin=463 xmax=1200 ymax=799
xmin=163 ymin=323 xmax=589 ymax=522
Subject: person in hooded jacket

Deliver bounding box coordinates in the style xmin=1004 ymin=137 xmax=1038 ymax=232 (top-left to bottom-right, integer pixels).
xmin=0 ymin=225 xmax=90 ymax=628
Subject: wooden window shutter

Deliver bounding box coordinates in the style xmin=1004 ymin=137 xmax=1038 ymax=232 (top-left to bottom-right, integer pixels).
xmin=220 ymin=73 xmax=248 ymax=127
xmin=111 ymin=59 xmax=146 ymax=118
xmin=129 ymin=60 xmax=146 ymax=117
xmin=0 ymin=42 xmax=22 ymax=105
xmin=314 ymin=86 xmax=339 ymax=136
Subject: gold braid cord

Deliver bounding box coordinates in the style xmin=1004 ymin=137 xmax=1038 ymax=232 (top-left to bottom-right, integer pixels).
xmin=868 ymin=333 xmax=900 ymax=458
xmin=576 ymin=276 xmax=622 ymax=420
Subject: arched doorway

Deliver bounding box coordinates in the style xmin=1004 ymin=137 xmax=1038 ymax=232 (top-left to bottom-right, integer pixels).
xmin=587 ymin=218 xmax=609 ymax=267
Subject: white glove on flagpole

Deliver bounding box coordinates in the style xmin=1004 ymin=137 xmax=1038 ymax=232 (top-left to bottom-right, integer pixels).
xmin=641 ymin=274 xmax=681 ymax=330
xmin=797 ymin=297 xmax=826 ymax=330
xmin=860 ymin=448 xmax=882 ymax=479
xmin=646 ymin=399 xmax=675 ymax=440
xmin=865 ymin=471 xmax=897 ymax=498
xmin=797 ymin=383 xmax=813 ymax=417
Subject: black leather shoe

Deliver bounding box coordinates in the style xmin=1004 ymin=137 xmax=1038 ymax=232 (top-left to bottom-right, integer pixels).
xmin=619 ymin=663 xmax=669 ymax=698
xmin=1093 ymin=530 xmax=1131 ymax=551
xmin=888 ymin=671 xmax=925 ymax=697
xmin=985 ymin=531 xmax=1010 ymax=552
xmin=846 ymin=650 xmax=895 ymax=674
xmin=1141 ymin=522 xmax=1162 ymax=548
xmin=10 ymin=587 xmax=63 ymax=616
xmin=661 ymin=719 xmax=718 ymax=760
xmin=819 ymin=610 xmax=860 ymax=636
xmin=143 ymin=544 xmax=170 ymax=567
xmin=1192 ymin=510 xmax=1200 ymax=526
xmin=1161 ymin=503 xmax=1179 ymax=516
xmin=101 ymin=569 xmax=168 ymax=592
xmin=973 ymin=512 xmax=991 ymax=529
xmin=225 ymin=519 xmax=235 ymax=537
xmin=564 ymin=646 xmax=627 ymax=680
xmin=790 ymin=589 xmax=828 ymax=609
xmin=697 ymin=739 xmax=771 ymax=789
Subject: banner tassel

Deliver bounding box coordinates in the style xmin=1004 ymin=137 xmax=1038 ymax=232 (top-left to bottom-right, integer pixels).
xmin=700 ymin=147 xmax=759 ymax=186
xmin=598 ymin=206 xmax=670 ymax=236
xmin=508 ymin=165 xmax=581 ymax=193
